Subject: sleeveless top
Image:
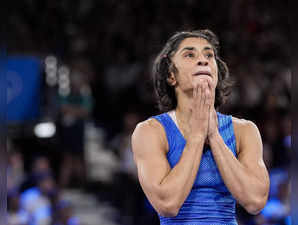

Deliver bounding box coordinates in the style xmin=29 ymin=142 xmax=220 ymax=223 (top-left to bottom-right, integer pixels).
xmin=152 ymin=112 xmax=238 ymax=225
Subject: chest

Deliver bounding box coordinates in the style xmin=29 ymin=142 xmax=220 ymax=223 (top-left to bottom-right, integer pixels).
xmin=168 ymin=141 xmax=228 ymax=190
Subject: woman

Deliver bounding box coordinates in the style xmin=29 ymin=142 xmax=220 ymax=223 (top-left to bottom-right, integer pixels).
xmin=131 ymin=29 xmax=269 ymax=225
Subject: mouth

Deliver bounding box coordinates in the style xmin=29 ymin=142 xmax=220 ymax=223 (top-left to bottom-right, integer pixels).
xmin=193 ymin=71 xmax=212 ymax=77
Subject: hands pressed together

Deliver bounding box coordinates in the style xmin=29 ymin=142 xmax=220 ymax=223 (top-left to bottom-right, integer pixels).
xmin=187 ymin=77 xmax=218 ymax=144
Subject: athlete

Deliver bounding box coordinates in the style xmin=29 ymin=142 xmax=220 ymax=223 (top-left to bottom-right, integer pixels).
xmin=131 ymin=29 xmax=269 ymax=224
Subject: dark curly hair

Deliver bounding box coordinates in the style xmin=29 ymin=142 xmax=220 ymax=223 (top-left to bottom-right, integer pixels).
xmin=152 ymin=29 xmax=234 ymax=112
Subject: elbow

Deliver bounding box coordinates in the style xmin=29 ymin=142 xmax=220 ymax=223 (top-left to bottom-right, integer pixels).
xmin=157 ymin=199 xmax=180 ymax=217
xmin=152 ymin=185 xmax=181 ymax=217
xmin=243 ymin=195 xmax=268 ymax=215
xmin=242 ymin=179 xmax=270 ymax=215
xmin=245 ymin=204 xmax=264 ymax=215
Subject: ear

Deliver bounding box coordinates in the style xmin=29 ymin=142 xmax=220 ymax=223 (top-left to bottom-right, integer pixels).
xmin=167 ymin=72 xmax=177 ymax=86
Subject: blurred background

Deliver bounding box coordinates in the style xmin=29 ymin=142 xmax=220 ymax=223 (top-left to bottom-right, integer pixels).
xmin=6 ymin=0 xmax=291 ymax=225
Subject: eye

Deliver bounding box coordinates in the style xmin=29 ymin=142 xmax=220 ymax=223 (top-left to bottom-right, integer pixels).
xmin=184 ymin=52 xmax=195 ymax=58
xmin=206 ymin=52 xmax=214 ymax=58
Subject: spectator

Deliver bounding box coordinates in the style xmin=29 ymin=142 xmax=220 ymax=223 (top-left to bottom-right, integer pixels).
xmin=20 ymin=172 xmax=57 ymax=225
xmin=7 ymin=150 xmax=26 ymax=194
xmin=7 ymin=190 xmax=30 ymax=225
xmin=52 ymin=200 xmax=80 ymax=225
xmin=21 ymin=156 xmax=52 ymax=192
xmin=58 ymin=72 xmax=93 ymax=188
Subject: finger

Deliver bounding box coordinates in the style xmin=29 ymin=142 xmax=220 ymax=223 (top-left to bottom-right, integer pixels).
xmin=197 ymin=81 xmax=202 ymax=95
xmin=207 ymin=79 xmax=215 ymax=98
xmin=205 ymin=87 xmax=211 ymax=106
xmin=204 ymin=78 xmax=214 ymax=93
xmin=199 ymin=81 xmax=205 ymax=100
xmin=206 ymin=78 xmax=213 ymax=90
xmin=205 ymin=79 xmax=215 ymax=106
xmin=212 ymin=108 xmax=218 ymax=121
xmin=206 ymin=91 xmax=212 ymax=115
xmin=202 ymin=81 xmax=207 ymax=104
xmin=205 ymin=85 xmax=213 ymax=119
xmin=193 ymin=83 xmax=197 ymax=99
xmin=194 ymin=83 xmax=201 ymax=109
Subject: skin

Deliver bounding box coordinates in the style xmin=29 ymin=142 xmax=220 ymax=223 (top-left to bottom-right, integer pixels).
xmin=131 ymin=37 xmax=269 ymax=217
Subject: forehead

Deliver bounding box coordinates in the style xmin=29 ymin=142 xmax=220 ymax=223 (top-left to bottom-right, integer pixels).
xmin=177 ymin=37 xmax=213 ymax=51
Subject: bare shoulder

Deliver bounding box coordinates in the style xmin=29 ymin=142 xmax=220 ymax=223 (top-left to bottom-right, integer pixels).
xmin=131 ymin=117 xmax=168 ymax=155
xmin=232 ymin=116 xmax=259 ymax=133
xmin=231 ymin=116 xmax=261 ymax=154
xmin=132 ymin=117 xmax=165 ymax=142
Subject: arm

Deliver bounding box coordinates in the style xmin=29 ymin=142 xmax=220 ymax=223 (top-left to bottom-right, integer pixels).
xmin=131 ymin=120 xmax=205 ymax=217
xmin=208 ymin=114 xmax=270 ymax=215
xmin=131 ymin=81 xmax=211 ymax=217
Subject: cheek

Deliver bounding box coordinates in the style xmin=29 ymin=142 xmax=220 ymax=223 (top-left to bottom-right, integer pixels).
xmin=215 ymin=77 xmax=219 ymax=88
xmin=175 ymin=63 xmax=191 ymax=79
xmin=214 ymin=72 xmax=219 ymax=87
xmin=213 ymin=62 xmax=219 ymax=84
xmin=175 ymin=61 xmax=187 ymax=73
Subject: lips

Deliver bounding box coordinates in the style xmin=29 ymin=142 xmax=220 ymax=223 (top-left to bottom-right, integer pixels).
xmin=193 ymin=71 xmax=211 ymax=76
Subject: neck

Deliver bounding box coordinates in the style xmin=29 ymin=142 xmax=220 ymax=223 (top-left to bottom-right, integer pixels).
xmin=175 ymin=92 xmax=193 ymax=124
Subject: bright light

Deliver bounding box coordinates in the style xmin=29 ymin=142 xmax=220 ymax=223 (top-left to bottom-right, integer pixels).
xmin=46 ymin=75 xmax=57 ymax=86
xmin=59 ymin=81 xmax=70 ymax=89
xmin=45 ymin=66 xmax=57 ymax=75
xmin=58 ymin=74 xmax=70 ymax=87
xmin=58 ymin=65 xmax=70 ymax=76
xmin=34 ymin=122 xmax=56 ymax=138
xmin=45 ymin=55 xmax=57 ymax=66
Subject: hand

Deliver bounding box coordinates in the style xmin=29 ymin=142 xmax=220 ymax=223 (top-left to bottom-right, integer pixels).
xmin=207 ymin=107 xmax=218 ymax=141
xmin=205 ymin=79 xmax=218 ymax=141
xmin=186 ymin=80 xmax=211 ymax=141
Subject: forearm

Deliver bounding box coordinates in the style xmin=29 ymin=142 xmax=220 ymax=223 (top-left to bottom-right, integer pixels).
xmin=158 ymin=137 xmax=205 ymax=210
xmin=209 ymin=132 xmax=268 ymax=213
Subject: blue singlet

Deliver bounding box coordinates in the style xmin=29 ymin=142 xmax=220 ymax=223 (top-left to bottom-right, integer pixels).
xmin=152 ymin=112 xmax=238 ymax=225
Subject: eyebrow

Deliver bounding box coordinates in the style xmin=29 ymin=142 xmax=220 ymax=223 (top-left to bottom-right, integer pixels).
xmin=179 ymin=46 xmax=213 ymax=54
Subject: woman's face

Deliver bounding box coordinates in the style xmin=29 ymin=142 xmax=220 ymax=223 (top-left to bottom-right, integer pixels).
xmin=168 ymin=37 xmax=218 ymax=94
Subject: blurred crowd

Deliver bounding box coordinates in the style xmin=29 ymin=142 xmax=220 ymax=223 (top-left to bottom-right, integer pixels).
xmin=7 ymin=0 xmax=290 ymax=225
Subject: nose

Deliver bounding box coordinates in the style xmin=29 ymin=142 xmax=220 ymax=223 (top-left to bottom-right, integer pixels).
xmin=197 ymin=59 xmax=208 ymax=66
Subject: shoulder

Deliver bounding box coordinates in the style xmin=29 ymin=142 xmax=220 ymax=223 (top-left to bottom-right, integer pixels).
xmin=232 ymin=116 xmax=260 ymax=135
xmin=132 ymin=117 xmax=164 ymax=139
xmin=232 ymin=116 xmax=258 ymax=130
xmin=131 ymin=117 xmax=168 ymax=154
xmin=20 ymin=187 xmax=40 ymax=204
xmin=231 ymin=116 xmax=261 ymax=153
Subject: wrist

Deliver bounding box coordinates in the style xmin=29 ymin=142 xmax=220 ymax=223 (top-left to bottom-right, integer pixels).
xmin=187 ymin=134 xmax=206 ymax=145
xmin=208 ymin=130 xmax=221 ymax=142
